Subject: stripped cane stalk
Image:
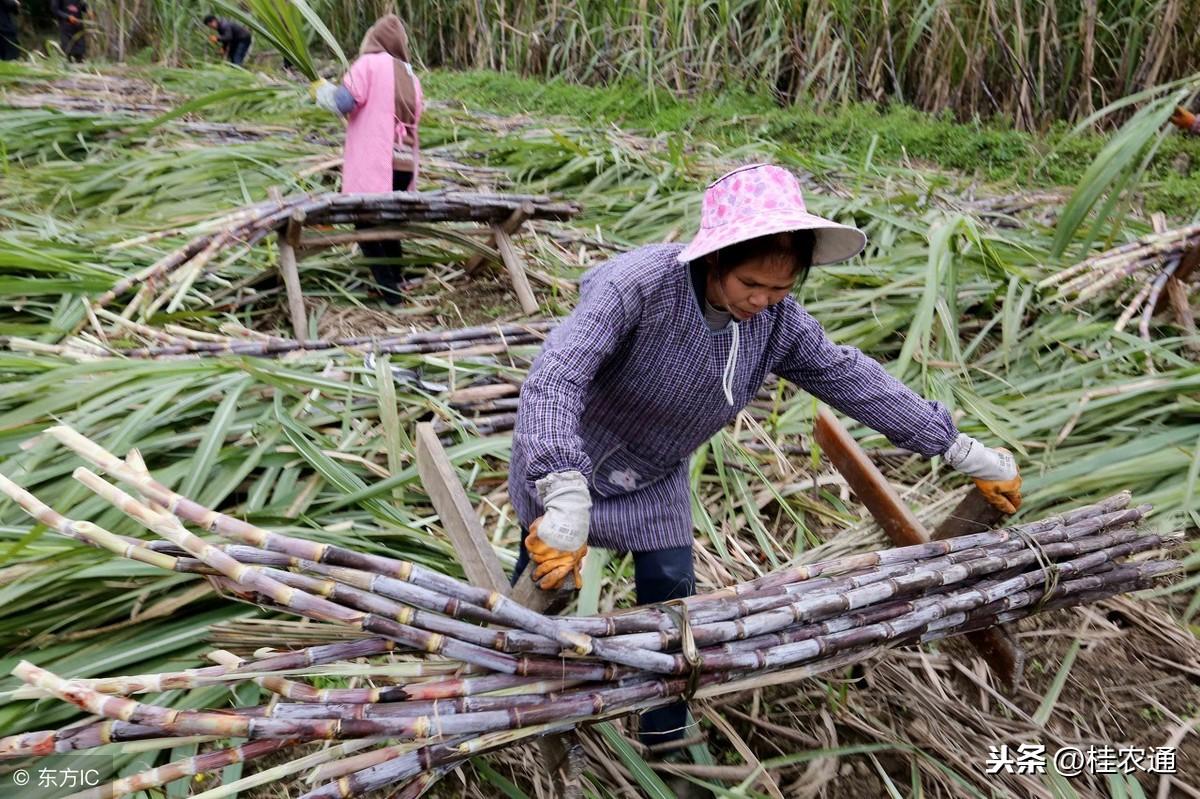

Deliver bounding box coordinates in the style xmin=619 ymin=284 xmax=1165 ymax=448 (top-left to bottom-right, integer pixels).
xmin=61 ymin=738 xmax=298 ymax=799
xmin=67 ymin=467 xmax=619 ymax=677
xmin=48 ymin=425 xmax=663 ymax=667
xmin=0 ymin=471 xmax=176 ymax=571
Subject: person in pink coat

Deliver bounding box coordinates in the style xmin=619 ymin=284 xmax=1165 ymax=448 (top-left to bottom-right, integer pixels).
xmin=313 ymin=15 xmax=424 ymax=304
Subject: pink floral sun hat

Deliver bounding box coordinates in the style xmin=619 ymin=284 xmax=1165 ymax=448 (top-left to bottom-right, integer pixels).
xmin=677 ymin=164 xmax=867 ymax=267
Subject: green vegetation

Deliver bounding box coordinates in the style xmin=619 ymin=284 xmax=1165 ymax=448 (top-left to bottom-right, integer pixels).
xmin=426 ymin=69 xmax=1200 ymax=216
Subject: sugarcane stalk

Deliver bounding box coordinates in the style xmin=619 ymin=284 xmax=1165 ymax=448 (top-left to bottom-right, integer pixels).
xmin=46 ymin=425 xmax=606 ymax=659
xmin=120 ymin=327 xmax=552 ymax=360
xmin=61 ymin=738 xmax=297 ymax=799
xmin=0 ymin=470 xmax=177 ymax=571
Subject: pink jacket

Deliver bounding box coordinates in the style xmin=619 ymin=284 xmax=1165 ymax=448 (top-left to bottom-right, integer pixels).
xmin=341 ymin=51 xmax=424 ymax=194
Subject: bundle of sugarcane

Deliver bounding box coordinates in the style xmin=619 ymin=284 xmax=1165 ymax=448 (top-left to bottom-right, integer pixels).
xmin=0 ymin=425 xmax=1179 ymax=798
xmin=94 ymin=190 xmax=579 ymax=320
xmin=2 ymin=319 xmax=557 ymax=367
xmin=1038 ymin=221 xmax=1200 ymax=336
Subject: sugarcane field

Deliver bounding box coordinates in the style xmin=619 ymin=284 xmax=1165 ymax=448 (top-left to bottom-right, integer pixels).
xmin=3 ymin=2 xmax=1200 ymax=798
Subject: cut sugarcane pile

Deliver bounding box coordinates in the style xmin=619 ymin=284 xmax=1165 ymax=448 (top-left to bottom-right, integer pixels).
xmin=4 ymin=318 xmax=559 ymax=361
xmin=0 ymin=426 xmax=1179 ymax=799
xmin=1039 ymin=221 xmax=1200 ymax=332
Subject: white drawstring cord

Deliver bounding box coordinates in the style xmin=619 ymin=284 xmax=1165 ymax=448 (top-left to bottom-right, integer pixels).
xmin=721 ymin=321 xmax=740 ymax=406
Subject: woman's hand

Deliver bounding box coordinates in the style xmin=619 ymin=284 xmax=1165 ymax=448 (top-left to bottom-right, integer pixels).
xmin=525 ymin=523 xmax=587 ymax=590
xmin=972 ymin=449 xmax=1022 ymax=515
xmin=943 ymin=435 xmax=1023 ymax=514
xmin=525 ymin=471 xmax=591 ymax=590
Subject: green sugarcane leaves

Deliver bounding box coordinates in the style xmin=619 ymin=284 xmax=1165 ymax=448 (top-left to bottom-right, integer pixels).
xmin=1052 ymin=84 xmax=1199 ymax=258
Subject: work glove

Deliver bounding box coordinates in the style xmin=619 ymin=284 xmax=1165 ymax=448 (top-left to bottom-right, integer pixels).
xmin=67 ymin=15 xmax=79 ymax=24
xmin=525 ymin=471 xmax=591 ymax=590
xmin=310 ymin=78 xmax=341 ymax=115
xmin=209 ymin=35 xmax=218 ymax=45
xmin=942 ymin=434 xmax=1022 ymax=515
xmin=525 ymin=523 xmax=587 ymax=590
xmin=1170 ymin=107 xmax=1198 ymax=132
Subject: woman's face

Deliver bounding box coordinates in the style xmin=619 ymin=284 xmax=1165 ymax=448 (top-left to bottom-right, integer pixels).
xmin=706 ymin=254 xmax=798 ymax=321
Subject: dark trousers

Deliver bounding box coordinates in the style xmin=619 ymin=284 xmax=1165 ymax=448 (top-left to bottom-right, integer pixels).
xmin=513 ymin=539 xmax=696 ymax=749
xmin=356 ymin=170 xmax=413 ymax=305
xmin=59 ymin=26 xmax=84 ymax=62
xmin=0 ymin=29 xmax=18 ymax=60
xmin=227 ymin=37 xmax=250 ymax=65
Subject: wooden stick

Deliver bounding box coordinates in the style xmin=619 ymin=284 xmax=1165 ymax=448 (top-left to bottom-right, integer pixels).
xmin=465 ymin=202 xmax=533 ymax=275
xmin=812 ymin=407 xmax=925 ymax=546
xmin=413 ymin=423 xmax=582 ymax=796
xmin=278 ymin=212 xmax=308 ymax=342
xmin=495 ymin=226 xmax=540 ymax=315
xmin=414 ymin=423 xmax=508 ymax=594
xmin=813 ymin=406 xmax=1024 ymax=687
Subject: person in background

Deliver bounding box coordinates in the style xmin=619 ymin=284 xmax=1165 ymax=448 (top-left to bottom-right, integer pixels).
xmin=311 ymin=14 xmax=423 ymax=305
xmin=50 ymin=0 xmax=87 ymax=62
xmin=0 ymin=0 xmax=20 ymax=61
xmin=508 ymin=163 xmax=1023 ymax=757
xmin=203 ymin=14 xmax=252 ymax=66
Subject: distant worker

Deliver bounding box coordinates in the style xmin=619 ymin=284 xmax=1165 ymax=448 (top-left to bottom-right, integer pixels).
xmin=50 ymin=0 xmax=87 ymax=63
xmin=0 ymin=0 xmax=19 ymax=61
xmin=311 ymin=14 xmax=424 ymax=305
xmin=203 ymin=14 xmax=252 ymax=66
xmin=1170 ymin=107 xmax=1200 ymax=136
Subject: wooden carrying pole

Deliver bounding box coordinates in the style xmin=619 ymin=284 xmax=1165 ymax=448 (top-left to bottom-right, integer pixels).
xmin=813 ymin=407 xmax=1024 ymax=687
xmin=413 ymin=423 xmax=584 ymax=796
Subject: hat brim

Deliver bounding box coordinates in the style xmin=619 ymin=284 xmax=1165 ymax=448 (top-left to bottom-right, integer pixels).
xmin=677 ymin=212 xmax=867 ymax=267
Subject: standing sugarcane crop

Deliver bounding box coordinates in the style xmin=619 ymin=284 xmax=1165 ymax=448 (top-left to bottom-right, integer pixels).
xmin=509 ymin=163 xmax=1025 ymax=760
xmin=310 ymin=14 xmax=424 ymax=305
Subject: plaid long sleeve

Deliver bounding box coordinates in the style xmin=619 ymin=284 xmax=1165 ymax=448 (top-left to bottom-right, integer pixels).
xmin=775 ymin=306 xmax=958 ymax=457
xmin=515 ymin=278 xmax=640 ymax=488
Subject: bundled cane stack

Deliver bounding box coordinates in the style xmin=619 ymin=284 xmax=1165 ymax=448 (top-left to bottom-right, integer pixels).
xmin=92 ymin=190 xmax=579 ymax=320
xmin=0 ymin=425 xmax=1179 ymax=798
xmin=1039 ymin=221 xmax=1200 ymax=333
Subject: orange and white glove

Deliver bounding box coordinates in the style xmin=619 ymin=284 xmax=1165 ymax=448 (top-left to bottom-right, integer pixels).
xmin=525 ymin=523 xmax=587 ymax=590
xmin=1171 ymin=107 xmax=1197 ymax=131
xmin=525 ymin=471 xmax=591 ymax=590
xmin=943 ymin=435 xmax=1022 ymax=515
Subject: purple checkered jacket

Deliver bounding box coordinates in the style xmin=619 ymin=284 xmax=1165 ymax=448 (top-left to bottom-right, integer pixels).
xmin=509 ymin=244 xmax=959 ymax=552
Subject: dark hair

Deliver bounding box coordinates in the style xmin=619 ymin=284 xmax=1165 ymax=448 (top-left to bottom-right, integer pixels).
xmin=712 ymin=230 xmax=816 ymax=288
xmin=203 ymin=14 xmax=217 ymax=25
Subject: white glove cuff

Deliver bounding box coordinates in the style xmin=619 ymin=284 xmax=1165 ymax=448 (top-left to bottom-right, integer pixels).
xmin=535 ymin=471 xmax=590 ymax=505
xmin=534 ymin=471 xmax=591 ymax=551
xmin=943 ymin=434 xmax=1016 ymax=481
xmin=314 ymin=82 xmax=341 ymax=114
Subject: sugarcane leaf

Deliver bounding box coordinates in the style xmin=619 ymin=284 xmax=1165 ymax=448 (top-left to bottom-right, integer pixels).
xmin=472 ymin=760 xmax=530 ymax=799
xmin=1051 ymin=89 xmax=1189 ymax=257
xmin=594 ymin=722 xmax=675 ymax=799
xmin=179 ymin=375 xmax=251 ymax=498
xmin=577 ymin=547 xmax=610 ymax=616
xmin=286 ymin=0 xmax=350 ymax=71
xmin=1034 ymin=637 xmax=1081 ymax=726
xmin=373 ymin=354 xmax=407 ymax=494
